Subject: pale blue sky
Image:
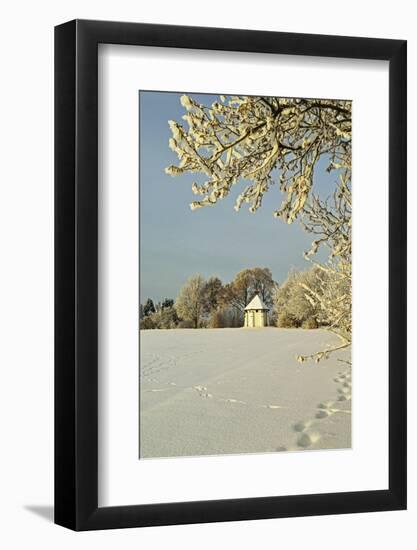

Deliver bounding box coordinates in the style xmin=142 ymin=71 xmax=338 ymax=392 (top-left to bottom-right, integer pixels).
xmin=139 ymin=91 xmax=334 ymax=303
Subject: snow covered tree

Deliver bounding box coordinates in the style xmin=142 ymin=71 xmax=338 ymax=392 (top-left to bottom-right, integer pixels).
xmin=165 ymin=95 xmax=351 ymax=222
xmin=201 ymin=276 xmax=223 ymax=317
xmin=161 ymin=298 xmax=175 ymax=310
xmin=151 ymin=306 xmax=179 ymax=329
xmin=274 ymin=267 xmax=322 ymax=326
xmin=297 ymin=175 xmax=351 ymax=361
xmin=221 ymin=267 xmax=276 ymax=312
xmin=175 ymin=275 xmax=206 ymax=328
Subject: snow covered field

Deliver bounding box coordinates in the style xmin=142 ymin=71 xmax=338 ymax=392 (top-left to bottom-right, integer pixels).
xmin=140 ymin=328 xmax=351 ymax=458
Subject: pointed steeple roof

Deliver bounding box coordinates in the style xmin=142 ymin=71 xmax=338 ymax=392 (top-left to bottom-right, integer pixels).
xmin=244 ymin=294 xmax=269 ymax=311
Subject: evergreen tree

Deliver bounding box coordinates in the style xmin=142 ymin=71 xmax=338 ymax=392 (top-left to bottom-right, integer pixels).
xmin=143 ymin=298 xmax=156 ymax=317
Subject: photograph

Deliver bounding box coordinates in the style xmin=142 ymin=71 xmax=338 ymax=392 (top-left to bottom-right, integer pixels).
xmin=139 ymin=91 xmax=352 ymax=459
xmin=0 ymin=1 xmax=409 ymax=542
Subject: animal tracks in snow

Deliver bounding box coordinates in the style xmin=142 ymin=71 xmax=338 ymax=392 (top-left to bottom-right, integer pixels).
xmin=192 ymin=385 xmax=213 ymax=398
xmin=143 ymin=380 xmax=287 ymax=413
xmin=280 ymin=366 xmax=352 ymax=450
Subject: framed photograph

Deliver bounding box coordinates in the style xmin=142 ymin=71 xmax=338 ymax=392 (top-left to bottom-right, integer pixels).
xmin=55 ymin=20 xmax=406 ymax=530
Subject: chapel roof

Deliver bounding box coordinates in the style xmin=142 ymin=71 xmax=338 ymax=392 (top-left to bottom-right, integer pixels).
xmin=244 ymin=294 xmax=269 ymax=311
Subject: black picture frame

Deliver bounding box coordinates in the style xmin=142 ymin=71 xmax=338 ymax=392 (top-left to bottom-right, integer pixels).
xmin=55 ymin=19 xmax=407 ymax=531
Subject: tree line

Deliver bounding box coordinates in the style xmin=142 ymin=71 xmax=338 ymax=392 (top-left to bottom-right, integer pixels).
xmin=140 ymin=267 xmax=275 ymax=330
xmin=140 ymin=264 xmax=343 ymax=331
